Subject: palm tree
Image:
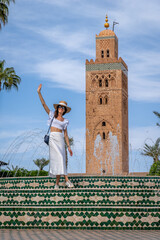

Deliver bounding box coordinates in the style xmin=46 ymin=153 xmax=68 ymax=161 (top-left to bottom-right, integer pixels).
xmin=33 ymin=158 xmax=49 ymax=171
xmin=153 ymin=111 xmax=160 ymax=127
xmin=0 ymin=0 xmax=15 ymax=29
xmin=141 ymin=138 xmax=160 ymax=163
xmin=65 ymin=136 xmax=74 ymax=169
xmin=7 ymin=164 xmax=19 ymax=171
xmin=0 ymin=60 xmax=21 ymax=91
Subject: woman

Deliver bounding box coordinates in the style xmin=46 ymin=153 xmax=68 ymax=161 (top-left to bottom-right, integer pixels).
xmin=37 ymin=84 xmax=74 ymax=189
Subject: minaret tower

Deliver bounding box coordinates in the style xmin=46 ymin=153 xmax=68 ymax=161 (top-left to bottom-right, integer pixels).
xmin=86 ymin=15 xmax=129 ymax=175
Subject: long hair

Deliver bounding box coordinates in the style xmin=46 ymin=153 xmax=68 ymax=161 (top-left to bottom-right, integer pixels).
xmin=54 ymin=106 xmax=66 ymax=118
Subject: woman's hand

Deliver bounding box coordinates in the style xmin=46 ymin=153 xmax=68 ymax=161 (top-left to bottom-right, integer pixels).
xmin=37 ymin=84 xmax=50 ymax=114
xmin=37 ymin=84 xmax=42 ymax=93
xmin=68 ymin=147 xmax=73 ymax=156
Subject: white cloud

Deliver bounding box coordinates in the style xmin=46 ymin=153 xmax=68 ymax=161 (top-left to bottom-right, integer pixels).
xmin=108 ymin=0 xmax=160 ymax=36
xmin=126 ymin=50 xmax=160 ymax=102
xmin=129 ymin=125 xmax=160 ymax=150
xmin=35 ymin=58 xmax=85 ymax=92
xmin=1 ymin=0 xmax=160 ymax=103
xmin=35 ymin=0 xmax=160 ymax=36
xmin=36 ymin=0 xmax=75 ymax=8
xmin=128 ymin=79 xmax=160 ymax=102
xmin=25 ymin=25 xmax=95 ymax=57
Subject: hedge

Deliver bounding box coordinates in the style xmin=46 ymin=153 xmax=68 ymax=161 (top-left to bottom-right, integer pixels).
xmin=0 ymin=169 xmax=48 ymax=177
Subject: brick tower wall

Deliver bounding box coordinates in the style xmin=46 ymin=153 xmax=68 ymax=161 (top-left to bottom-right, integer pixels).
xmin=86 ymin=29 xmax=128 ymax=175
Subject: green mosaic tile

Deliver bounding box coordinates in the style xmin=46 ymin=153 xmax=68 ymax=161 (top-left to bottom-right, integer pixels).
xmin=0 ymin=176 xmax=159 ymax=229
xmin=0 ymin=188 xmax=159 ymax=207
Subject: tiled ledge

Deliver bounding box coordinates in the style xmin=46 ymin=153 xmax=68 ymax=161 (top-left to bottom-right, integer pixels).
xmin=0 ymin=176 xmax=159 ymax=191
xmin=1 ymin=188 xmax=159 ymax=207
xmin=0 ymin=206 xmax=159 ymax=229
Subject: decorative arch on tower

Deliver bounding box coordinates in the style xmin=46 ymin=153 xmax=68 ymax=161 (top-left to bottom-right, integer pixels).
xmin=91 ymin=78 xmax=97 ymax=89
xmin=93 ymin=119 xmax=115 ymax=140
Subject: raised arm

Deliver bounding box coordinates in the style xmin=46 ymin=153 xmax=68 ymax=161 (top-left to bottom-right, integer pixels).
xmin=37 ymin=84 xmax=50 ymax=114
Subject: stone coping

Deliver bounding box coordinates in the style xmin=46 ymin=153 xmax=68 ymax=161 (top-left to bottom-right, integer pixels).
xmin=0 ymin=206 xmax=160 ymax=209
xmin=1 ymin=188 xmax=159 ymax=192
xmin=1 ymin=174 xmax=159 ymax=181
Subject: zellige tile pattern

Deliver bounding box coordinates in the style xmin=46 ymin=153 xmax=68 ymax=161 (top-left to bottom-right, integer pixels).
xmin=0 ymin=176 xmax=159 ymax=229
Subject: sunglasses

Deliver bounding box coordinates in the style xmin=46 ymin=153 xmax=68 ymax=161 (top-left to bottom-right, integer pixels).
xmin=58 ymin=105 xmax=66 ymax=110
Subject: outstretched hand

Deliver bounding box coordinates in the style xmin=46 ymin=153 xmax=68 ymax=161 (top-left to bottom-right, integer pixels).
xmin=37 ymin=84 xmax=42 ymax=93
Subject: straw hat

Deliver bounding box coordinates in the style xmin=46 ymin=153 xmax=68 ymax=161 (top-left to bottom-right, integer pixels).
xmin=53 ymin=101 xmax=71 ymax=113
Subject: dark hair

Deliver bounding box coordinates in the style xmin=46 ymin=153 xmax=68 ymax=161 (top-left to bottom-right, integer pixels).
xmin=54 ymin=105 xmax=67 ymax=118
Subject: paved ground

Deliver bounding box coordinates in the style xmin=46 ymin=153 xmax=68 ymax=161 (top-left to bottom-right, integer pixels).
xmin=0 ymin=229 xmax=160 ymax=240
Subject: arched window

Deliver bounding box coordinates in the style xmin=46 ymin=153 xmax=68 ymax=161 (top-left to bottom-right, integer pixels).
xmin=99 ymin=79 xmax=102 ymax=87
xmin=103 ymin=132 xmax=105 ymax=139
xmin=107 ymin=49 xmax=109 ymax=57
xmin=105 ymin=79 xmax=108 ymax=87
xmin=105 ymin=97 xmax=108 ymax=104
xmin=101 ymin=50 xmax=104 ymax=58
xmin=99 ymin=98 xmax=102 ymax=105
xmin=102 ymin=122 xmax=106 ymax=126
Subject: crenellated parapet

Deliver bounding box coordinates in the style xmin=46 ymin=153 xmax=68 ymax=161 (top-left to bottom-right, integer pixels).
xmin=86 ymin=57 xmax=128 ymax=68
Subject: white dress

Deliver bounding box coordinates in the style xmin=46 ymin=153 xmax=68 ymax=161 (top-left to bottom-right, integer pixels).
xmin=48 ymin=111 xmax=69 ymax=177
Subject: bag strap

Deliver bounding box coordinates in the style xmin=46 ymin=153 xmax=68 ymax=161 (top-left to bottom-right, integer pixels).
xmin=46 ymin=116 xmax=54 ymax=135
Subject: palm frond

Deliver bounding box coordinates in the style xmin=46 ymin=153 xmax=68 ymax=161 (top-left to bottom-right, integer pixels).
xmin=0 ymin=0 xmax=15 ymax=6
xmin=0 ymin=60 xmax=21 ymax=91
xmin=0 ymin=3 xmax=9 ymax=28
xmin=141 ymin=138 xmax=160 ymax=163
xmin=33 ymin=158 xmax=49 ymax=171
xmin=153 ymin=111 xmax=160 ymax=127
xmin=0 ymin=0 xmax=15 ymax=29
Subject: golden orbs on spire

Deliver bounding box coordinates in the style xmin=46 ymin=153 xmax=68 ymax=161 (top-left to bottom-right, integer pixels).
xmin=104 ymin=14 xmax=109 ymax=29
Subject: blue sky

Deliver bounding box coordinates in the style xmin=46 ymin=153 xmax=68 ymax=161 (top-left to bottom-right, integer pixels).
xmin=0 ymin=0 xmax=160 ymax=174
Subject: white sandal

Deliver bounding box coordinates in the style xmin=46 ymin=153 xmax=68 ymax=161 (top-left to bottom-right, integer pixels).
xmin=65 ymin=180 xmax=74 ymax=188
xmin=54 ymin=184 xmax=59 ymax=190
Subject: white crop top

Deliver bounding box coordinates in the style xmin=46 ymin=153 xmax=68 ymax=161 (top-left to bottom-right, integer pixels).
xmin=48 ymin=110 xmax=69 ymax=131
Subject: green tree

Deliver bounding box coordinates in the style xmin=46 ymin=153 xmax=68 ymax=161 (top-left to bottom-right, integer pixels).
xmin=153 ymin=111 xmax=160 ymax=127
xmin=0 ymin=0 xmax=15 ymax=29
xmin=141 ymin=138 xmax=160 ymax=163
xmin=7 ymin=164 xmax=19 ymax=171
xmin=0 ymin=60 xmax=21 ymax=91
xmin=65 ymin=136 xmax=74 ymax=169
xmin=33 ymin=158 xmax=49 ymax=171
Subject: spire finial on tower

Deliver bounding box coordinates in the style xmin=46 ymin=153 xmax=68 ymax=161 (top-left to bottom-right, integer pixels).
xmin=104 ymin=14 xmax=109 ymax=29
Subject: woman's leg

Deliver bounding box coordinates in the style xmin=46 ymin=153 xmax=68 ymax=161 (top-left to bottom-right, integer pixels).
xmin=64 ymin=175 xmax=69 ymax=182
xmin=56 ymin=175 xmax=61 ymax=185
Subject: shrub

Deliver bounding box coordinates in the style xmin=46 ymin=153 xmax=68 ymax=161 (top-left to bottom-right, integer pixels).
xmin=149 ymin=161 xmax=160 ymax=176
xmin=0 ymin=170 xmax=14 ymax=177
xmin=0 ymin=169 xmax=48 ymax=177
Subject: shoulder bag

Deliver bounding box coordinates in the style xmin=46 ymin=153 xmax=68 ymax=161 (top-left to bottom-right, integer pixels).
xmin=44 ymin=116 xmax=54 ymax=145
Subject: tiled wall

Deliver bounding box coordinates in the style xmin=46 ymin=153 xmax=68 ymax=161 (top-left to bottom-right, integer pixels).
xmin=0 ymin=176 xmax=159 ymax=229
